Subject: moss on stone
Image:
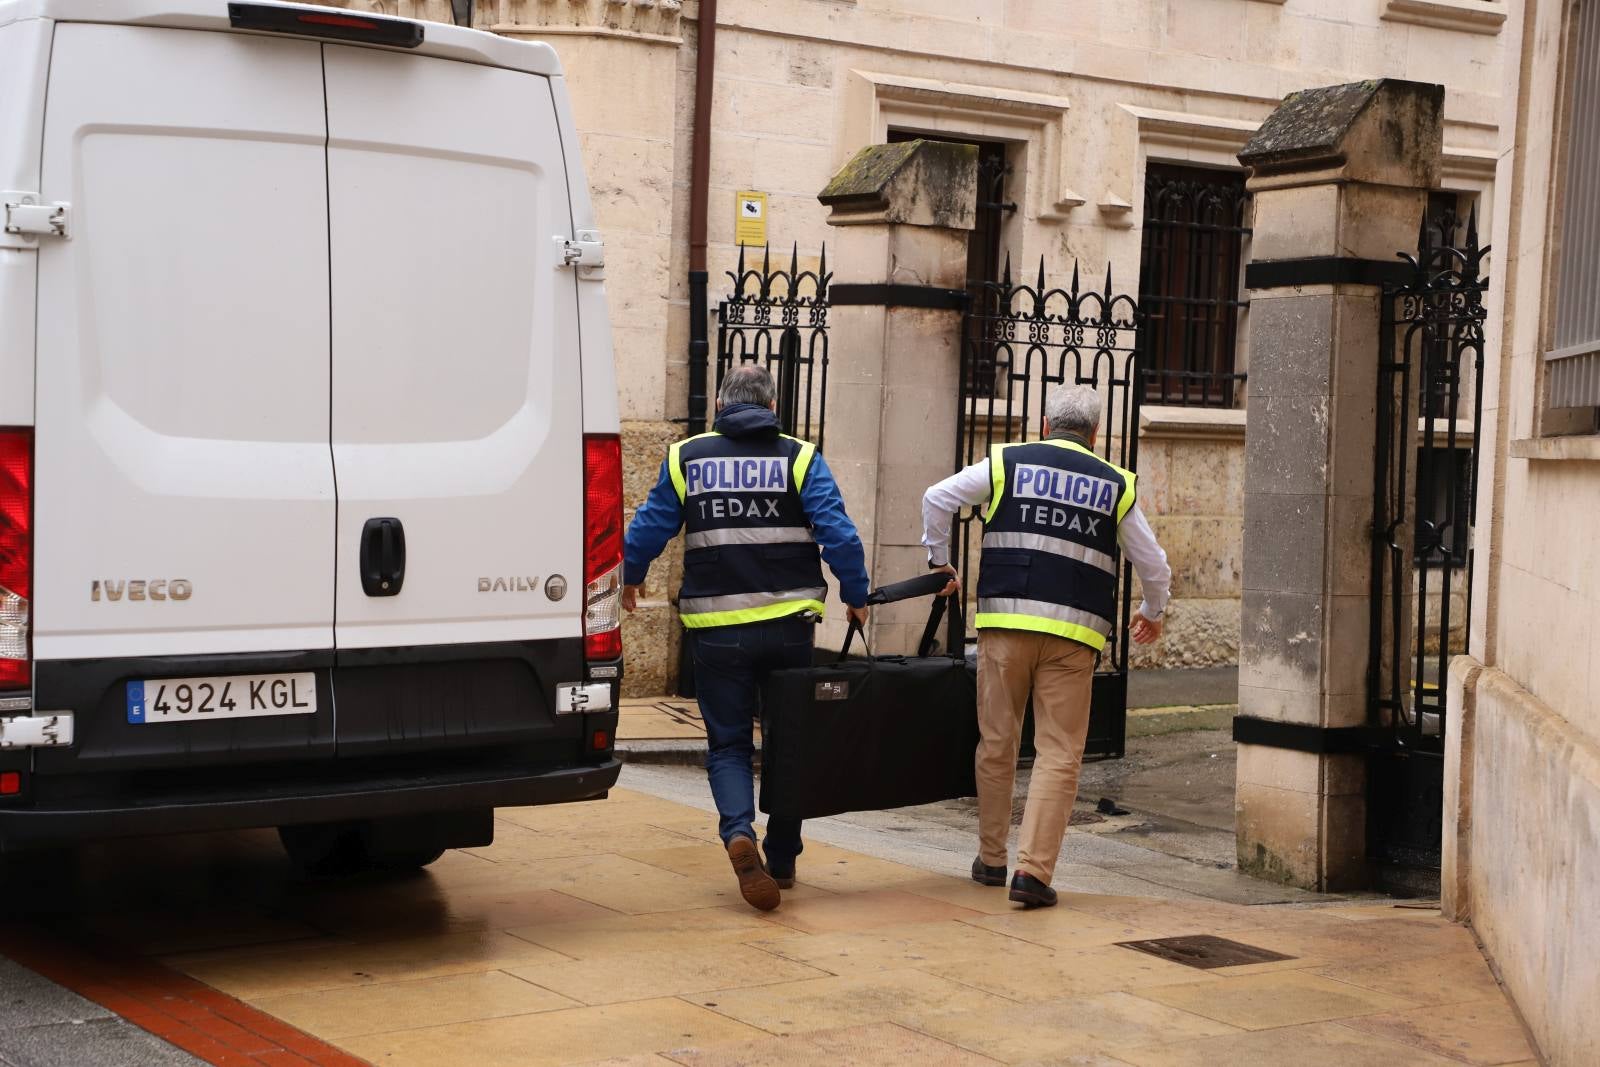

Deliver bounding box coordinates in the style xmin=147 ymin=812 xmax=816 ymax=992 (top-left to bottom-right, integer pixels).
xmin=818 ymin=140 xmax=923 ymax=203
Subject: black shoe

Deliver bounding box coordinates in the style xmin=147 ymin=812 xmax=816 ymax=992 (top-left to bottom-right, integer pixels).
xmin=971 ymin=856 xmax=1007 ymax=887
xmin=764 ymin=863 xmax=796 ymax=890
xmin=1009 ymin=871 xmax=1057 ymax=909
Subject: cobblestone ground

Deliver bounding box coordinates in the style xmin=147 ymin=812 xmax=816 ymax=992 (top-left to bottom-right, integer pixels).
xmin=0 ymin=779 xmax=1536 ymax=1067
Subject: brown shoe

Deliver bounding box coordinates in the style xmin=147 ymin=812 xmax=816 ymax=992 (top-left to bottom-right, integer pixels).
xmin=728 ymin=835 xmax=780 ymax=911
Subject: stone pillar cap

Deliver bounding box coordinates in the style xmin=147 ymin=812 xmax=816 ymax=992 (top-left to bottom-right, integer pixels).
xmin=1238 ymin=79 xmax=1444 ymax=191
xmin=819 ymin=139 xmax=978 ymax=229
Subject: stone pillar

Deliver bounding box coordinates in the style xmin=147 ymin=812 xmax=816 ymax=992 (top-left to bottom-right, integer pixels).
xmin=1233 ymin=80 xmax=1444 ymax=891
xmin=815 ymin=141 xmax=977 ymax=655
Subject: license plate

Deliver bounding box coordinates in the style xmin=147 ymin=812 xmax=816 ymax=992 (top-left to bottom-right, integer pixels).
xmin=126 ymin=672 xmax=317 ymax=724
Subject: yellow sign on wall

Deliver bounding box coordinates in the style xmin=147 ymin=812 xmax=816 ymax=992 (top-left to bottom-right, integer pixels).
xmin=734 ymin=190 xmax=768 ymax=248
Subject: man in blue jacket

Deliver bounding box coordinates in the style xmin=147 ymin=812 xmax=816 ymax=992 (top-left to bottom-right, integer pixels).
xmin=622 ymin=364 xmax=870 ymax=911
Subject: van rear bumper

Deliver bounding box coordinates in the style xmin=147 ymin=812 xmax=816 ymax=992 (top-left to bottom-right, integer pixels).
xmin=0 ymin=757 xmax=621 ymax=847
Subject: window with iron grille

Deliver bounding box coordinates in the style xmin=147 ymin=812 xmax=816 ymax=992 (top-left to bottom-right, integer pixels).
xmin=1545 ymin=0 xmax=1600 ymax=421
xmin=1137 ymin=163 xmax=1250 ymax=408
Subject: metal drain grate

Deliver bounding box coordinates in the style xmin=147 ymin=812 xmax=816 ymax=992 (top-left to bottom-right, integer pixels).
xmin=1116 ymin=934 xmax=1295 ymax=970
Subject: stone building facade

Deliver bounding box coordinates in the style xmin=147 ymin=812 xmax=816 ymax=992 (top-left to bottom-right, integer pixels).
xmin=1442 ymin=0 xmax=1600 ymax=1062
xmin=340 ymin=0 xmax=1504 ymax=693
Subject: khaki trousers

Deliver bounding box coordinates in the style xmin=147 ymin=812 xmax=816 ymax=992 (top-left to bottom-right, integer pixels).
xmin=976 ymin=628 xmax=1098 ymax=884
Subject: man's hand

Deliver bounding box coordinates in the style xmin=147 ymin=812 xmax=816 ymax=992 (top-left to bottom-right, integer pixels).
xmin=1130 ymin=612 xmax=1163 ymax=645
xmin=929 ymin=563 xmax=961 ymax=598
xmin=621 ymin=585 xmax=641 ymax=613
xmin=846 ymin=604 xmax=870 ymax=628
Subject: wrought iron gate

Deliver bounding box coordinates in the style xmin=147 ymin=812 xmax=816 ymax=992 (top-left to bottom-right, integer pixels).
xmin=1368 ymin=210 xmax=1488 ymax=877
xmin=952 ymin=257 xmax=1144 ymax=759
xmin=695 ymin=244 xmax=831 ymax=446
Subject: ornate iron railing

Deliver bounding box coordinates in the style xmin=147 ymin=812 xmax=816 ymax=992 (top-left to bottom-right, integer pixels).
xmin=1371 ymin=210 xmax=1489 ymax=754
xmin=703 ymin=243 xmax=832 ymax=449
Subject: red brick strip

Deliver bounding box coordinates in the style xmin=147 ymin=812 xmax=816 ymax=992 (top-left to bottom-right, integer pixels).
xmin=0 ymin=924 xmax=369 ymax=1067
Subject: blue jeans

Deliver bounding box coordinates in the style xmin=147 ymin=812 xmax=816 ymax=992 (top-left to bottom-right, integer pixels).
xmin=691 ymin=615 xmax=813 ymax=872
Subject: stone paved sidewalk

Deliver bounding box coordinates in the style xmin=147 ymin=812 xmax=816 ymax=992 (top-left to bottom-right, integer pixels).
xmin=69 ymin=785 xmax=1536 ymax=1067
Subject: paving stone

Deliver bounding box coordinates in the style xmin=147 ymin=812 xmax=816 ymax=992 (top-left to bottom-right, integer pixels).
xmin=507 ymin=906 xmax=791 ymax=958
xmin=921 ymin=944 xmax=1222 ymax=1002
xmin=294 ymin=884 xmax=619 ymax=939
xmin=1114 ymin=1019 xmax=1468 ymax=1067
xmin=912 ymin=990 xmax=1240 ymax=1061
xmin=342 ymin=996 xmax=766 ymax=1067
xmin=509 ymin=853 xmax=755 ymax=915
xmin=749 ymin=919 xmax=1052 ymax=976
xmin=169 ymin=928 xmax=571 ymax=999
xmin=1313 ymin=949 xmax=1507 ymax=1006
xmin=1337 ymin=998 xmax=1535 ymax=1065
xmin=249 ymin=968 xmax=581 ymax=1039
xmin=1132 ymin=971 xmax=1411 ymax=1031
xmin=759 ymin=889 xmax=985 ymax=935
xmin=964 ymin=907 xmax=1161 ymax=952
xmin=669 ymin=1021 xmax=1001 ymax=1066
xmin=507 ymin=943 xmax=829 ymax=1005
xmin=699 ymin=968 xmax=1016 ymax=1037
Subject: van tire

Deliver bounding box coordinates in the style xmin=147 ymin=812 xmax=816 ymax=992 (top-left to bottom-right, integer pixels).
xmin=279 ymin=815 xmax=467 ymax=876
xmin=278 ymin=822 xmax=371 ymax=878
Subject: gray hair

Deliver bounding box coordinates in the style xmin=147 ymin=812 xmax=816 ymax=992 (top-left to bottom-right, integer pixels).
xmin=719 ymin=363 xmax=777 ymax=407
xmin=1045 ymin=384 xmax=1101 ymax=437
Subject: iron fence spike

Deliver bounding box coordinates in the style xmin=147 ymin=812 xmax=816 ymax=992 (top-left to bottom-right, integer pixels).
xmin=1071 ymin=260 xmax=1080 ymax=296
xmin=1037 ymin=256 xmax=1047 ymax=294
xmin=1465 ymin=205 xmax=1479 ymax=249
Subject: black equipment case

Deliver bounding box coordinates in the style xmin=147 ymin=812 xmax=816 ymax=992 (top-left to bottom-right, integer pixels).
xmin=758 ymin=575 xmax=979 ymax=819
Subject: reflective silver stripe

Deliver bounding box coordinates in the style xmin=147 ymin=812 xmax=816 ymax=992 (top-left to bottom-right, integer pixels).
xmin=678 ymin=588 xmax=828 ymax=616
xmin=981 ymin=531 xmax=1117 ymax=575
xmin=977 ymin=597 xmax=1113 ymax=635
xmin=684 ymin=527 xmax=815 ymax=550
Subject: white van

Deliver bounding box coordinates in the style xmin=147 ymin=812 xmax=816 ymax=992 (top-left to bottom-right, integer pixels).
xmin=0 ymin=0 xmax=624 ymax=872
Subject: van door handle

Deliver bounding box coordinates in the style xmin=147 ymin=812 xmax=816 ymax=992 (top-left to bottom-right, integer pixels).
xmin=360 ymin=517 xmax=406 ymax=597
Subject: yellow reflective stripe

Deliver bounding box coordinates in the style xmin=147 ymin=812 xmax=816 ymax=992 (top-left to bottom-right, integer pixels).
xmin=668 ymin=431 xmax=721 ymax=503
xmin=984 ymin=444 xmax=1008 ymax=523
xmin=793 ymin=441 xmax=816 ymax=488
xmin=680 ymin=599 xmax=826 ymax=629
xmin=1117 ymin=470 xmax=1138 ymax=523
xmin=668 ymin=441 xmax=687 ymax=502
xmin=973 ymin=612 xmax=1108 ymax=652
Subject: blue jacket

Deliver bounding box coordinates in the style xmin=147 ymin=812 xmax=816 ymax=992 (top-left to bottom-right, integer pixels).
xmin=623 ymin=404 xmax=870 ymax=608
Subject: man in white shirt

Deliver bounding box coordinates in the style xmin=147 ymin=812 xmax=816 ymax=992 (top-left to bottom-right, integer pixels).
xmin=922 ymin=384 xmax=1171 ymax=908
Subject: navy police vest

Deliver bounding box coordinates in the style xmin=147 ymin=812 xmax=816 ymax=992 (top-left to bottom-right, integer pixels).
xmin=975 ymin=438 xmax=1136 ymax=651
xmin=668 ymin=431 xmax=826 ymax=628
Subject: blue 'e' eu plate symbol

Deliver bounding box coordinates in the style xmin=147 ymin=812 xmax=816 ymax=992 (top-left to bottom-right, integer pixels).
xmin=126 ymin=681 xmax=146 ymax=724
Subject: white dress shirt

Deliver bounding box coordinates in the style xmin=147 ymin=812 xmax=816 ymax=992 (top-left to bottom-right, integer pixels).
xmin=921 ymin=455 xmax=1172 ymax=622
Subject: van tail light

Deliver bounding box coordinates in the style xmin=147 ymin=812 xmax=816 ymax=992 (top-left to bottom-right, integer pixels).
xmin=0 ymin=430 xmax=32 ymax=691
xmin=583 ymin=434 xmax=623 ymax=662
xmin=227 ymin=4 xmax=425 ymax=48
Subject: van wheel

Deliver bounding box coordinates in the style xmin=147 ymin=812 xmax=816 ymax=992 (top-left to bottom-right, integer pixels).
xmin=365 ymin=846 xmax=446 ymax=872
xmin=278 ymin=822 xmax=371 ymax=878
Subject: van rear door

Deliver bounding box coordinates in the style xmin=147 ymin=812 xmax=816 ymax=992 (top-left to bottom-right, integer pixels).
xmin=31 ymin=24 xmax=339 ymax=770
xmin=322 ymin=48 xmax=584 ymax=751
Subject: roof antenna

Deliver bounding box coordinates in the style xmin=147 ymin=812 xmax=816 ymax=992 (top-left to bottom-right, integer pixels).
xmin=451 ymin=0 xmax=473 ymax=27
